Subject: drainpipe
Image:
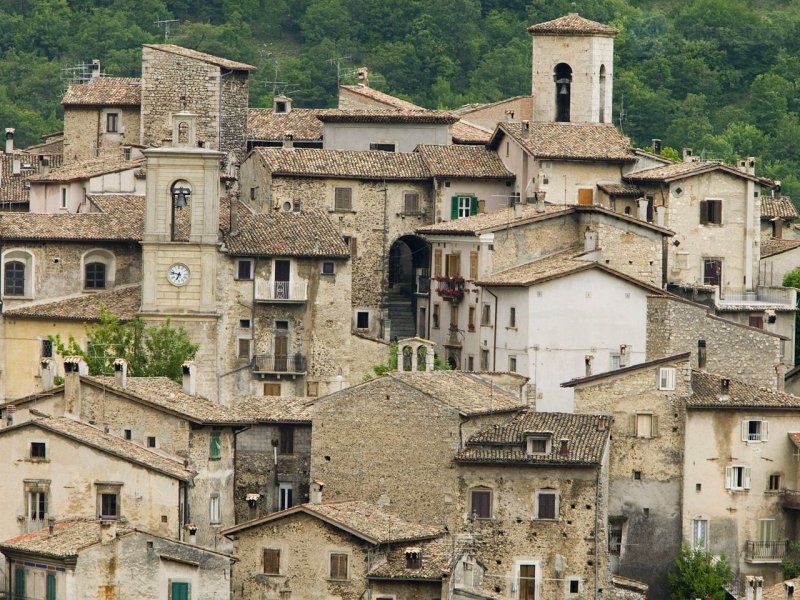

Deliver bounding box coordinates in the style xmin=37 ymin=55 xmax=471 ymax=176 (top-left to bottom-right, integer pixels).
xmin=380 ymin=181 xmax=389 ymax=338
xmin=595 ymin=464 xmax=600 ymax=600
xmin=486 ymin=288 xmax=499 ymax=371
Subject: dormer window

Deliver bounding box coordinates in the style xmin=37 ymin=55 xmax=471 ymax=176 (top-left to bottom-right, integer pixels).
xmin=405 ymin=549 xmax=422 ymax=569
xmin=526 ymin=433 xmax=552 ymax=456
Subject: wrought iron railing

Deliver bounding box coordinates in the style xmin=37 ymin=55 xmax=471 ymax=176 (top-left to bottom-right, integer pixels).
xmin=435 ymin=276 xmax=465 ymax=302
xmin=745 ymin=539 xmax=788 ymax=561
xmin=252 ymin=354 xmax=307 ymax=374
xmin=717 ymin=286 xmax=795 ymax=306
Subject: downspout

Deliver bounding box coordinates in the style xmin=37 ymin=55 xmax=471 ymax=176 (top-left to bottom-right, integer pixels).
xmin=381 ymin=181 xmax=389 ymax=338
xmin=595 ymin=465 xmax=600 ymax=600
xmin=486 ymin=288 xmax=498 ymax=371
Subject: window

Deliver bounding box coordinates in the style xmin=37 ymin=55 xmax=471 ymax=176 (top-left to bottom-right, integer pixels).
xmin=263 ymin=382 xmax=281 ymax=396
xmin=147 ymin=436 xmax=156 ymax=448
xmin=356 ymin=311 xmax=369 ymax=329
xmin=569 ymin=579 xmax=580 ymax=594
xmin=403 ymin=191 xmax=420 ymax=213
xmin=209 ymin=432 xmax=221 ymax=460
xmin=634 ymin=413 xmax=657 ymax=438
xmin=170 ymin=581 xmax=190 ymax=600
xmin=46 ymin=572 xmax=56 ymax=600
xmin=469 ymin=251 xmax=478 ymax=280
xmin=536 ymin=490 xmax=558 ymax=519
xmin=480 ymin=349 xmax=490 ymax=371
xmin=29 ymin=491 xmax=46 ymax=521
xmin=307 ymin=381 xmax=319 ymax=397
xmin=342 ymin=235 xmax=357 ymax=256
xmin=41 ymin=339 xmax=53 ymax=358
xmin=769 ymin=474 xmax=782 ymax=491
xmin=725 ymin=465 xmax=751 ymax=490
xmin=468 ymin=306 xmax=475 ymax=331
xmin=509 ymin=356 xmax=517 ymax=373
xmin=433 ymin=249 xmax=442 ymax=278
xmin=509 ymin=307 xmax=516 ymax=328
xmin=236 ymin=259 xmax=253 ymax=280
xmin=123 ymin=429 xmax=132 ymax=440
xmin=470 ymin=488 xmax=492 ymax=519
xmin=446 ymin=253 xmax=460 ymax=277
xmin=279 ymin=483 xmax=293 ymax=510
xmin=742 ymin=419 xmax=768 ymax=442
xmin=609 ymin=527 xmax=622 ymax=555
xmin=30 ymin=442 xmax=46 ymax=458
xmin=334 ymin=187 xmax=352 ymax=211
xmin=518 ymin=564 xmax=537 ymax=600
xmin=451 ymin=195 xmax=477 ymax=219
xmin=703 ymin=259 xmax=722 ymax=286
xmin=321 ymin=261 xmax=335 ymax=275
xmin=210 ymin=494 xmax=220 ymax=524
xmin=610 ymin=353 xmax=621 ymax=370
xmin=263 ymin=549 xmax=280 ymax=574
xmin=481 ymin=304 xmax=491 ymax=326
xmin=279 ymin=426 xmax=294 ymax=454
xmin=106 ymin=113 xmax=119 ymax=133
xmin=237 ymin=337 xmax=252 ymax=359
xmin=749 ymin=315 xmax=764 ymax=329
xmin=405 ymin=550 xmax=421 ymax=569
xmin=699 ymin=199 xmax=722 ymax=225
xmin=239 ymin=319 xmax=251 ymax=329
xmin=60 ymin=188 xmax=68 ymax=209
xmin=369 ymin=142 xmax=396 ymax=152
xmin=101 ymin=492 xmax=119 ymax=519
xmin=85 ymin=262 xmax=107 ymax=290
xmin=692 ymin=518 xmax=708 ymax=550
xmin=330 ymin=553 xmax=349 ymax=580
xmin=4 ymin=260 xmax=25 ymax=296
xmin=658 ymin=367 xmax=676 ymax=390
xmin=432 ymin=304 xmax=440 ymax=329
xmin=527 ymin=435 xmax=550 ymax=455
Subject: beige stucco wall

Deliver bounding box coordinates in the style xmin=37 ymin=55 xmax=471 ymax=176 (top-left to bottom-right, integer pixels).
xmin=761 ymin=246 xmax=800 ymax=287
xmin=322 ymin=122 xmax=451 ymax=152
xmin=458 ymin=96 xmax=533 ymax=132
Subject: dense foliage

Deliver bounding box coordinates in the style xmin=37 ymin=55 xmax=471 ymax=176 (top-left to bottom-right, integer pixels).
xmin=668 ymin=545 xmax=732 ymax=600
xmin=5 ymin=1 xmax=800 ymax=196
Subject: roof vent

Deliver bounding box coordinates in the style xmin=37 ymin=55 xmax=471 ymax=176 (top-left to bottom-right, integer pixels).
xmin=559 ymin=438 xmax=570 ymax=457
xmin=720 ymin=378 xmax=730 ymax=392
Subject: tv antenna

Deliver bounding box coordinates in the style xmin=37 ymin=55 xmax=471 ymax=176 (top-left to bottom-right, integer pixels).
xmin=327 ymin=55 xmax=351 ymax=87
xmin=154 ymin=19 xmax=179 ymax=42
xmin=618 ymin=93 xmax=626 ymax=132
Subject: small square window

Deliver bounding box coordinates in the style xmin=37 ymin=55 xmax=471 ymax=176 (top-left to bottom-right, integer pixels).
xmin=334 ymin=187 xmax=352 ymax=211
xmin=742 ymin=419 xmax=768 ymax=442
xmin=356 ymin=311 xmax=369 ymax=329
xmin=321 ymin=261 xmax=335 ymax=275
xmin=569 ymin=579 xmax=580 ymax=594
xmin=369 ymin=142 xmax=396 ymax=152
xmin=236 ymin=259 xmax=253 ymax=281
xmin=239 ymin=319 xmax=251 ymax=329
xmin=263 ymin=549 xmax=280 ymax=574
xmin=306 ymin=381 xmax=319 ymax=397
xmin=123 ymin=429 xmax=132 ymax=440
xmin=634 ymin=470 xmax=642 ymax=480
xmin=330 ymin=553 xmax=349 ymax=579
xmin=147 ymin=436 xmax=156 ymax=448
xmin=106 ymin=113 xmax=119 ymax=133
xmin=30 ymin=442 xmax=46 ymax=458
xmin=769 ymin=474 xmax=782 ymax=491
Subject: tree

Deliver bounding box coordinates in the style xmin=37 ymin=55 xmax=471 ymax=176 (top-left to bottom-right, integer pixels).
xmin=784 ymin=267 xmax=800 ymax=290
xmin=668 ymin=546 xmax=732 ymax=600
xmin=51 ymin=308 xmax=198 ymax=383
xmin=782 ymin=541 xmax=800 ymax=579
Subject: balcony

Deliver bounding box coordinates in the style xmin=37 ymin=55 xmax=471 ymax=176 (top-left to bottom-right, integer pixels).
xmin=781 ymin=490 xmax=800 ymax=510
xmin=435 ymin=276 xmax=465 ymax=302
xmin=255 ymin=279 xmax=308 ymax=303
xmin=745 ymin=540 xmax=789 ymax=563
xmin=252 ymin=354 xmax=307 ymax=377
xmin=716 ymin=286 xmax=796 ymax=309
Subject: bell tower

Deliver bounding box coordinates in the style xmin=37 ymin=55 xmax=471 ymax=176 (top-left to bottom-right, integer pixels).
xmin=529 ymin=13 xmax=618 ymax=124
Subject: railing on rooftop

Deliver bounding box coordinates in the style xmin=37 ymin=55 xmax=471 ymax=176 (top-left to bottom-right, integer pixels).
xmin=254 ymin=279 xmax=308 ymax=303
xmin=717 ymin=286 xmax=796 ymax=307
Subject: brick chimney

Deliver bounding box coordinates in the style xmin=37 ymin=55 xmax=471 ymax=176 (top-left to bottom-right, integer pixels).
xmin=64 ymin=356 xmax=87 ymax=417
xmin=40 ymin=358 xmax=56 ymax=391
xmin=100 ymin=519 xmax=117 ymax=545
xmin=91 ymin=59 xmax=101 ymax=80
xmin=357 ymin=67 xmax=369 ymax=87
xmin=113 ymin=358 xmax=128 ymax=389
xmin=282 ymin=132 xmax=294 ymax=150
xmin=181 ymin=362 xmax=196 ymax=396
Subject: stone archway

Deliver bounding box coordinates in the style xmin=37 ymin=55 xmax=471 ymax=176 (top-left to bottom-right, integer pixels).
xmin=386 ymin=235 xmax=430 ymax=340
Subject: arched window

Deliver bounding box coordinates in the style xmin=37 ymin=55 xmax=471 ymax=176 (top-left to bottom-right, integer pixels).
xmin=85 ymin=262 xmax=107 ymax=290
xmin=4 ymin=260 xmax=25 ymax=296
xmin=554 ymin=63 xmax=572 ymax=122
xmin=599 ymin=65 xmax=607 ymax=123
xmin=402 ymin=346 xmax=413 ymax=371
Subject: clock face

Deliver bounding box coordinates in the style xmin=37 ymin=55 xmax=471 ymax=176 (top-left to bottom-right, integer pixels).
xmin=167 ymin=263 xmax=190 ymax=286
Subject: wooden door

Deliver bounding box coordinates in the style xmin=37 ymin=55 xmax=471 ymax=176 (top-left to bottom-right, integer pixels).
xmin=274 ymin=334 xmax=288 ymax=371
xmin=519 ymin=564 xmax=536 ymax=600
xmin=703 ymin=259 xmax=722 ymax=286
xmin=171 ymin=582 xmax=189 ymax=600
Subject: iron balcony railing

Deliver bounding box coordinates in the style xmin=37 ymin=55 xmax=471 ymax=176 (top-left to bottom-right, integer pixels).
xmin=254 ymin=279 xmax=308 ymax=302
xmin=252 ymin=354 xmax=307 ymax=374
xmin=416 ymin=268 xmax=430 ymax=294
xmin=745 ymin=539 xmax=789 ymax=562
xmin=717 ymin=286 xmax=796 ymax=307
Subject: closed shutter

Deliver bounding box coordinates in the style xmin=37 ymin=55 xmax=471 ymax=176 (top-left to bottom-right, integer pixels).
xmin=451 ymin=197 xmax=459 ymax=219
xmin=470 ymin=252 xmax=478 ymax=280
xmin=762 ymin=421 xmax=769 ymax=441
xmin=471 ymin=490 xmax=491 ymax=518
xmin=538 ymin=493 xmax=556 ymax=519
xmin=15 ymin=568 xmax=25 ymax=599
xmin=470 ymin=196 xmax=478 ymax=215
xmin=744 ymin=466 xmax=752 ymax=489
xmin=630 ymin=414 xmax=638 ymax=436
xmin=171 ymin=582 xmax=190 ymax=600
xmin=741 ymin=420 xmax=750 ymax=442
xmin=578 ymin=189 xmax=593 ymax=206
xmin=263 ymin=549 xmax=280 ymax=574
xmin=330 ymin=553 xmax=348 ymax=579
xmin=699 ymin=200 xmax=708 ymax=224
xmin=46 ymin=573 xmax=56 ymax=600
xmin=434 ymin=249 xmax=442 ymax=278
xmin=711 ymin=200 xmax=722 ymax=224
xmin=725 ymin=466 xmax=733 ymax=489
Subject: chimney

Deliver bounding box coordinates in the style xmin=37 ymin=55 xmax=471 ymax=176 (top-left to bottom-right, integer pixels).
xmin=655 ymin=206 xmax=665 ymax=227
xmin=310 ymin=480 xmax=324 ymax=504
xmin=12 ymin=159 xmax=20 ymax=176
xmin=113 ymin=358 xmax=128 ymax=389
xmin=697 ymin=340 xmax=707 ymax=370
xmin=187 ymin=523 xmax=197 ymax=545
xmin=282 ymin=132 xmax=294 ymax=150
xmin=100 ymin=519 xmax=116 ymax=545
xmin=273 ymin=95 xmax=292 ymax=114
xmin=720 ymin=377 xmax=730 ymax=392
xmin=64 ymin=356 xmax=86 ymax=417
xmin=619 ymin=345 xmax=629 ymax=368
xmin=357 ymin=67 xmax=369 ymax=87
xmin=5 ymin=128 xmax=14 ymax=154
xmin=585 ymin=355 xmax=593 ymax=376
xmin=559 ymin=438 xmax=570 ymax=457
xmin=584 ymin=227 xmax=598 ymax=252
xmin=745 ymin=576 xmax=764 ymax=600
xmin=91 ymin=59 xmax=101 ymax=80
xmin=505 ymin=110 xmax=516 ymax=122
xmin=182 ymin=362 xmax=196 ymax=396
xmin=786 ymin=581 xmax=794 ymax=598
xmin=40 ymin=358 xmax=55 ymax=391
xmin=535 ymin=190 xmax=546 ymax=213
xmin=48 ymin=516 xmax=55 ymax=536
xmin=651 ymin=139 xmax=662 ymax=155
xmin=637 ymin=198 xmax=648 ymax=222
xmin=682 ymin=148 xmax=693 ymax=163
xmin=521 ymin=120 xmax=531 ymax=139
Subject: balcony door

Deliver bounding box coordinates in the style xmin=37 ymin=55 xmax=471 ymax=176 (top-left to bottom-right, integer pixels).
xmin=274 ymin=321 xmax=289 ymax=372
xmin=274 ymin=260 xmax=291 ymax=299
xmin=519 ymin=564 xmax=536 ymax=600
xmin=703 ymin=259 xmax=722 ymax=286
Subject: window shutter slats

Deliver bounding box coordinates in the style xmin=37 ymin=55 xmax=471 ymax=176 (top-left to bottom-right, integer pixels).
xmin=470 ymin=197 xmax=478 ymax=216
xmin=451 ymin=197 xmax=459 ymax=220
xmin=652 ymin=415 xmax=659 ymax=437
xmin=744 ymin=467 xmax=752 ymax=489
xmin=630 ymin=414 xmax=637 ymax=436
xmin=763 ymin=421 xmax=769 ymax=441
xmin=741 ymin=420 xmax=749 ymax=442
xmin=699 ymin=200 xmax=708 ymax=224
xmin=725 ymin=466 xmax=732 ymax=489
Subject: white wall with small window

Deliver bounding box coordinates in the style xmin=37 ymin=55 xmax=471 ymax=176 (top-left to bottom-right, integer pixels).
xmin=81 ymin=249 xmax=116 ymax=291
xmin=741 ymin=419 xmax=768 ymax=442
xmin=2 ymin=249 xmax=34 ymax=299
xmin=725 ymin=465 xmax=751 ymax=491
xmin=691 ymin=517 xmax=709 ymax=550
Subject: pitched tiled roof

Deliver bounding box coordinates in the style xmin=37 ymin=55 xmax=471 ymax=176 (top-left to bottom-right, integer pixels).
xmin=415 ymin=145 xmax=512 ymax=179
xmin=368 ymin=537 xmax=459 ymax=581
xmin=339 ymin=85 xmax=423 ymax=111
xmin=23 ymin=136 xmax=65 ymax=155
xmin=476 ymin=249 xmax=589 ymax=286
xmin=688 ymin=370 xmax=800 ymax=409
xmin=597 ymin=183 xmax=641 ymax=196
xmin=762 ymin=195 xmax=799 ymax=219
xmin=8 ymin=416 xmax=193 ymax=480
xmin=528 ymin=13 xmax=619 ymax=36
xmin=418 ymin=204 xmax=570 ymax=235
xmin=451 ymin=95 xmax=532 ymax=117
xmin=455 ymin=411 xmax=609 ymax=465
xmin=624 ymin=160 xmax=766 ymax=184
xmin=3 ymin=285 xmax=141 ymax=322
xmin=0 ymin=153 xmax=63 ymax=204
xmin=233 ymin=395 xmax=315 ymax=423
xmin=0 ymin=519 xmax=132 ymax=559
xmin=451 ymin=120 xmax=493 ymax=144
xmin=256 ymin=147 xmax=430 ymax=180
xmin=388 ymin=371 xmax=525 ymax=415
xmin=62 ymin=77 xmax=142 ymax=106
xmin=316 ymin=109 xmax=459 ymax=125
xmin=762 ymin=577 xmax=800 ymax=600
xmin=760 ymin=237 xmax=800 ymax=258
xmin=223 ymin=500 xmax=441 ymax=544
xmin=143 ymin=44 xmax=255 ymax=71
xmin=492 ymin=122 xmax=635 ymax=162
xmin=247 ymin=108 xmax=324 ymax=141
xmin=27 ymin=157 xmax=144 ymax=183
xmin=224 ymin=209 xmax=350 ymax=257
xmin=562 ymin=353 xmax=691 ymax=388
xmin=0 ymin=195 xmax=144 ymax=241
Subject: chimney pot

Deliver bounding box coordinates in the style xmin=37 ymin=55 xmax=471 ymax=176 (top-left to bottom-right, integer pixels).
xmin=682 ymin=148 xmax=693 ymax=163
xmin=357 ymin=67 xmax=369 ymax=87
xmin=720 ymin=378 xmax=730 ymax=392
xmin=310 ymin=480 xmax=324 ymax=504
xmin=651 ymin=139 xmax=662 ymax=155
xmin=697 ymin=339 xmax=707 ymax=370
xmin=585 ymin=355 xmax=593 ymax=376
xmin=113 ymin=358 xmax=128 ymax=389
xmin=182 ymin=362 xmax=196 ymax=396
xmin=48 ymin=516 xmax=55 ymax=536
xmin=559 ymin=438 xmax=570 ymax=457
xmin=5 ymin=128 xmax=14 ymax=154
xmin=522 ymin=120 xmax=531 ymax=139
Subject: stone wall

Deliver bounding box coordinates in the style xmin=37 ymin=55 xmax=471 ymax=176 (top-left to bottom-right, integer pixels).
xmin=458 ymin=96 xmax=533 ymax=131
xmin=63 ymin=106 xmax=141 ymax=163
xmin=646 ymin=295 xmax=784 ymax=389
xmin=219 ymin=71 xmax=250 ymax=161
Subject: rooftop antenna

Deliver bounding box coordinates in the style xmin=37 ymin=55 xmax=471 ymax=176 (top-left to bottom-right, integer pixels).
xmin=154 ymin=19 xmax=179 ymax=43
xmin=618 ymin=93 xmax=626 ymax=132
xmin=327 ymin=55 xmax=352 ymax=87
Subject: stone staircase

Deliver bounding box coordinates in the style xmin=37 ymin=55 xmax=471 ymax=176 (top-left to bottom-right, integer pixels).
xmin=387 ymin=295 xmax=416 ymax=340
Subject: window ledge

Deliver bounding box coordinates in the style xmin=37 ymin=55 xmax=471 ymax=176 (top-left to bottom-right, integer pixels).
xmin=208 ymin=457 xmax=221 ymax=462
xmin=328 ymin=209 xmax=356 ymax=214
xmin=326 ymin=578 xmax=352 ymax=583
xmin=25 ymin=458 xmax=50 ymax=463
xmin=234 ymin=277 xmax=254 ymax=282
xmin=505 ymin=326 xmax=517 ymax=331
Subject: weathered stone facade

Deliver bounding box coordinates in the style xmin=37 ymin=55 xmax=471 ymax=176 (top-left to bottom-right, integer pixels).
xmin=63 ymin=106 xmax=141 ymax=163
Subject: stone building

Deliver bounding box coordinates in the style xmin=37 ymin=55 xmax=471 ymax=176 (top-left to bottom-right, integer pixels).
xmin=0 ymin=519 xmax=233 ymax=600
xmin=61 ymin=75 xmax=142 ymax=163
xmin=759 ymin=195 xmax=800 ymax=287
xmin=0 ymin=130 xmax=64 ymax=212
xmin=140 ymin=44 xmax=255 ymax=163
xmin=567 ymin=353 xmax=692 ymax=598
xmin=453 ymin=410 xmax=612 ymax=600
xmin=222 ymin=499 xmax=448 ymax=600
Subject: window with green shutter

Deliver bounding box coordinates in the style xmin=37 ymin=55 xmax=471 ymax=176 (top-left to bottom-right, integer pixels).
xmin=46 ymin=572 xmax=56 ymax=600
xmin=209 ymin=433 xmax=221 ymax=459
xmin=170 ymin=581 xmax=190 ymax=600
xmin=14 ymin=568 xmax=25 ymax=600
xmin=451 ymin=196 xmax=477 ymax=219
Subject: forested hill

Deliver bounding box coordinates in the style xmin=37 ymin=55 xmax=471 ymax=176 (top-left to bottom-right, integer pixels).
xmin=4 ymin=0 xmax=800 ymax=195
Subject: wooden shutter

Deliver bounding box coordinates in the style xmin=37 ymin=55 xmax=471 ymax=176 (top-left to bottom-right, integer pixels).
xmin=762 ymin=421 xmax=769 ymax=441
xmin=171 ymin=582 xmax=189 ymax=600
xmin=744 ymin=466 xmax=752 ymax=489
xmin=578 ymin=189 xmax=593 ymax=206
xmin=699 ymin=200 xmax=708 ymax=224
xmin=470 ymin=196 xmax=478 ymax=215
xmin=725 ymin=466 xmax=732 ymax=489
xmin=651 ymin=415 xmax=659 ymax=437
xmin=46 ymin=573 xmax=56 ymax=600
xmin=434 ymin=249 xmax=442 ymax=277
xmin=712 ymin=200 xmax=722 ymax=224
xmin=741 ymin=420 xmax=750 ymax=442
xmin=470 ymin=252 xmax=478 ymax=280
xmin=471 ymin=490 xmax=491 ymax=518
xmin=538 ymin=493 xmax=556 ymax=519
xmin=630 ymin=414 xmax=638 ymax=436
xmin=451 ymin=197 xmax=459 ymax=219
xmin=263 ymin=548 xmax=280 ymax=574
xmin=330 ymin=553 xmax=348 ymax=579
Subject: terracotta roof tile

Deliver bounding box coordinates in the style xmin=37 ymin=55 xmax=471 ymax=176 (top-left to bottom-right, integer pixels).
xmin=451 ymin=95 xmax=532 ymax=117
xmin=368 ymin=537 xmax=460 ymax=581
xmin=476 ymin=249 xmax=593 ymax=286
xmin=233 ymin=396 xmax=315 ymax=423
xmin=256 ymin=147 xmax=430 ymax=180
xmin=762 ymin=195 xmax=799 ymax=219
xmin=62 ymin=77 xmax=142 ymax=106
xmin=494 ymin=122 xmax=634 ymax=162
xmin=387 ymin=371 xmax=525 ymax=415
xmin=22 ymin=136 xmax=64 ymax=155
xmin=3 ymin=285 xmax=141 ymax=322
xmin=455 ymin=411 xmax=609 ymax=465
xmin=763 ymin=577 xmax=800 ymax=600
xmin=624 ymin=160 xmax=766 ymax=184
xmin=143 ymin=44 xmax=255 ymax=71
xmin=0 ymin=153 xmax=63 ymax=204
xmin=415 ymin=145 xmax=512 ymax=179
xmin=247 ymin=108 xmax=323 ymax=141
xmin=417 ymin=204 xmax=570 ymax=235
xmin=760 ymin=237 xmax=800 ymax=258
xmin=0 ymin=519 xmax=132 ymax=559
xmin=597 ymin=183 xmax=641 ymax=196
xmin=316 ymin=109 xmax=459 ymax=125
xmin=0 ymin=195 xmax=144 ymax=241
xmin=688 ymin=370 xmax=800 ymax=409
xmin=224 ymin=208 xmax=349 ymax=257
xmin=339 ymin=85 xmax=423 ymax=111
xmin=451 ymin=120 xmax=492 ymax=144
xmin=27 ymin=157 xmax=144 ymax=183
xmin=789 ymin=432 xmax=800 ymax=448
xmin=528 ymin=13 xmax=619 ymax=36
